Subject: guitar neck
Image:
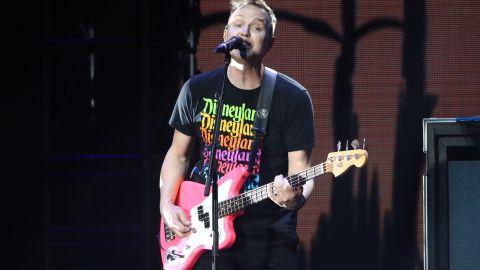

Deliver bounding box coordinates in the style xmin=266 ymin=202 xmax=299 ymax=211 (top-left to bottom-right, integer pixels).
xmin=218 ymin=162 xmax=327 ymax=218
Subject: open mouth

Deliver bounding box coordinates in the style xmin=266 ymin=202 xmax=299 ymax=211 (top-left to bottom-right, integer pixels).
xmin=242 ymin=41 xmax=252 ymax=49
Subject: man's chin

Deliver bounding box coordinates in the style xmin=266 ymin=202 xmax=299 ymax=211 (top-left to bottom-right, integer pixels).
xmin=230 ymin=51 xmax=262 ymax=65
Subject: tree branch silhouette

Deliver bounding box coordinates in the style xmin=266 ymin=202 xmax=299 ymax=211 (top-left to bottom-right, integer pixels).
xmin=276 ymin=10 xmax=342 ymax=41
xmin=356 ymin=18 xmax=403 ymax=39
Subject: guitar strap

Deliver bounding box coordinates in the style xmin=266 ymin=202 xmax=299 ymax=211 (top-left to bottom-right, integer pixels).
xmin=248 ymin=67 xmax=277 ymax=175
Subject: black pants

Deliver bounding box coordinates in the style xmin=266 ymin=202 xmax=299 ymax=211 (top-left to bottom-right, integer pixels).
xmin=191 ymin=233 xmax=299 ymax=270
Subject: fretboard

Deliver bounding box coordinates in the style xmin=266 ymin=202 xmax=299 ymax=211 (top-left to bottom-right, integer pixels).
xmin=218 ymin=162 xmax=328 ymax=217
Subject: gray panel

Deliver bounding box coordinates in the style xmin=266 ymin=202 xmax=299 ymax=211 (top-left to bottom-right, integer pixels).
xmin=448 ymin=161 xmax=480 ymax=270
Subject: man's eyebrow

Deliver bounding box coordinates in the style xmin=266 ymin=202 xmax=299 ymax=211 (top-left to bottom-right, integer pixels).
xmin=232 ymin=15 xmax=266 ymax=23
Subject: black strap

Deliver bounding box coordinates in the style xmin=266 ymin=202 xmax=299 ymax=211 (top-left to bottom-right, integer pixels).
xmin=248 ymin=67 xmax=277 ymax=174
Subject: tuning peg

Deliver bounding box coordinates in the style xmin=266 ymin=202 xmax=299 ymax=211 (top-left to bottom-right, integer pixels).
xmin=337 ymin=141 xmax=341 ymax=152
xmin=363 ymin=138 xmax=366 ymax=149
xmin=351 ymin=139 xmax=359 ymax=150
xmin=346 ymin=139 xmax=349 ymax=150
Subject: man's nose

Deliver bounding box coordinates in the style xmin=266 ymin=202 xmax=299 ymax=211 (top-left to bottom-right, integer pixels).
xmin=239 ymin=25 xmax=250 ymax=36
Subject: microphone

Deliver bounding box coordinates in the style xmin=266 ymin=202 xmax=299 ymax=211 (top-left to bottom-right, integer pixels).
xmin=214 ymin=36 xmax=243 ymax=53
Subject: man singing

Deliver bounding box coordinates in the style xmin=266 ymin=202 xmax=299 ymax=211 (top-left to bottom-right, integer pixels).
xmin=160 ymin=1 xmax=315 ymax=269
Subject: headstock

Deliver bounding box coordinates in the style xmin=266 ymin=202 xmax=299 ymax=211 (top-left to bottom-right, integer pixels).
xmin=326 ymin=139 xmax=368 ymax=177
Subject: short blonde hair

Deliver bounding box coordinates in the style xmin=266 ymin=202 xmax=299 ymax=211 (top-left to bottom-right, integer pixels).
xmin=229 ymin=0 xmax=277 ymax=36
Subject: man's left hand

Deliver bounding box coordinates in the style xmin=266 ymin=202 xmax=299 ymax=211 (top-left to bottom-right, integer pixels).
xmin=267 ymin=174 xmax=305 ymax=210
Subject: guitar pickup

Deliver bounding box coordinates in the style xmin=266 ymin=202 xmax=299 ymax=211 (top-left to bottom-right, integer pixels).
xmin=198 ymin=212 xmax=208 ymax=221
xmin=201 ymin=212 xmax=210 ymax=228
xmin=164 ymin=223 xmax=176 ymax=242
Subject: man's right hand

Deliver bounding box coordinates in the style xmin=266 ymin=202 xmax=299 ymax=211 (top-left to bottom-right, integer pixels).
xmin=161 ymin=202 xmax=192 ymax=237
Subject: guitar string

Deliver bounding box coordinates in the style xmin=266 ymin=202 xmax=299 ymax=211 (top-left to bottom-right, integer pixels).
xmin=160 ymin=162 xmax=326 ymax=252
xmin=218 ymin=162 xmax=331 ymax=217
xmin=163 ymin=153 xmax=360 ymax=245
xmin=223 ymin=160 xmax=338 ymax=216
xmin=223 ymin=162 xmax=326 ymax=213
xmin=219 ymin=161 xmax=337 ymax=216
xmin=218 ymin=149 xmax=366 ymax=216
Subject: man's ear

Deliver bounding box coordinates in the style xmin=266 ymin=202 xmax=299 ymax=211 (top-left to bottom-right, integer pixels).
xmin=223 ymin=25 xmax=228 ymax=41
xmin=267 ymin=36 xmax=275 ymax=52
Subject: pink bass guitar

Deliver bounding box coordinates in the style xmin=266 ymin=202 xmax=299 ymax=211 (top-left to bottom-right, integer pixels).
xmin=159 ymin=147 xmax=368 ymax=270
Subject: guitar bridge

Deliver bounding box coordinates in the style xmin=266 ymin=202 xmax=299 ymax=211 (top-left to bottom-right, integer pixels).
xmin=166 ymin=249 xmax=185 ymax=262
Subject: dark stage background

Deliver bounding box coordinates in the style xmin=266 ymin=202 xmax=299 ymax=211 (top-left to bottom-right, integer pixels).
xmin=6 ymin=0 xmax=479 ymax=269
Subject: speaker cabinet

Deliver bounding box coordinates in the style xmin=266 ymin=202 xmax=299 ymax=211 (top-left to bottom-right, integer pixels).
xmin=423 ymin=118 xmax=480 ymax=270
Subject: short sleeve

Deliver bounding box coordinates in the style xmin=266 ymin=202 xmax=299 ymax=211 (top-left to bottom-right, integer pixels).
xmin=168 ymin=80 xmax=196 ymax=136
xmin=284 ymin=90 xmax=315 ymax=152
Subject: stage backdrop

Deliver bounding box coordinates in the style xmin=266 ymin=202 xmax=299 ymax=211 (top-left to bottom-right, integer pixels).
xmin=188 ymin=1 xmax=480 ymax=269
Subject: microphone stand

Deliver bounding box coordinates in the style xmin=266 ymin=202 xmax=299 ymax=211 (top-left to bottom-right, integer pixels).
xmin=203 ymin=54 xmax=230 ymax=270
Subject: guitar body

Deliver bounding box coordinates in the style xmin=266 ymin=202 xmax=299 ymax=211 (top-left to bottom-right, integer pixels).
xmin=160 ymin=166 xmax=250 ymax=270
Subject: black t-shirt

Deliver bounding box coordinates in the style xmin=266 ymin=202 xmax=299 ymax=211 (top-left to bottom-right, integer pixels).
xmin=169 ymin=67 xmax=315 ymax=237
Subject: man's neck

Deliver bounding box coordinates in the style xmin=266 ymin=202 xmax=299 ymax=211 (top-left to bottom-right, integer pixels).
xmin=227 ymin=58 xmax=264 ymax=90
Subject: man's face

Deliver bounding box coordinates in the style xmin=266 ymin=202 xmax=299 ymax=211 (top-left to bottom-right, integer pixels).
xmin=224 ymin=4 xmax=274 ymax=63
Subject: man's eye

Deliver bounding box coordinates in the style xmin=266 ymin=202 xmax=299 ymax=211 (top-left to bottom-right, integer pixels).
xmin=252 ymin=26 xmax=263 ymax=32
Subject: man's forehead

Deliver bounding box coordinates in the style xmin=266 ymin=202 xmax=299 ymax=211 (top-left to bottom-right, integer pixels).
xmin=229 ymin=5 xmax=269 ymax=22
